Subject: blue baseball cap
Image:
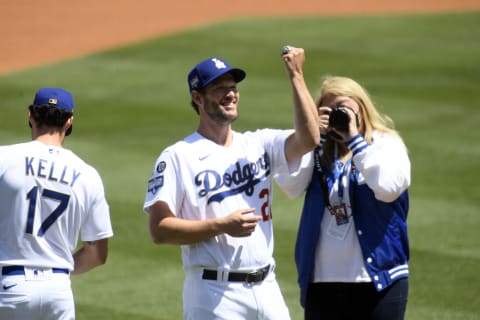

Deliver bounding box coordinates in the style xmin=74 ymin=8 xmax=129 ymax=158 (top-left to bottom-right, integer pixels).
xmin=188 ymin=57 xmax=246 ymax=93
xmin=33 ymin=87 xmax=74 ymax=112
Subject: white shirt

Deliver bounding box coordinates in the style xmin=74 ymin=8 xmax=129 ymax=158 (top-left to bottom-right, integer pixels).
xmin=312 ymin=160 xmax=371 ymax=283
xmin=0 ymin=141 xmax=113 ymax=271
xmin=144 ymin=129 xmax=294 ymax=270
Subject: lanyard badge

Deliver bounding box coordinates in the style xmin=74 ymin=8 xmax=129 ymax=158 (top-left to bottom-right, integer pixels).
xmin=314 ymin=148 xmax=357 ymax=228
xmin=329 ymin=160 xmax=350 ymax=226
xmin=330 ymin=203 xmax=349 ymax=226
xmin=326 ymin=166 xmax=353 ymax=239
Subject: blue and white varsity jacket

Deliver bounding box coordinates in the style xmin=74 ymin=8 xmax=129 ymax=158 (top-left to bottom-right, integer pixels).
xmin=277 ymin=132 xmax=411 ymax=307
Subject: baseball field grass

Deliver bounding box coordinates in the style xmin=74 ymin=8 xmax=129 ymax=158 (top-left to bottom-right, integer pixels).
xmin=1 ymin=11 xmax=480 ymax=320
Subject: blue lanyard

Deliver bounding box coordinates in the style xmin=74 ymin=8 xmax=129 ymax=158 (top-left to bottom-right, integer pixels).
xmin=314 ymin=147 xmax=357 ymax=211
xmin=334 ymin=159 xmax=349 ymax=201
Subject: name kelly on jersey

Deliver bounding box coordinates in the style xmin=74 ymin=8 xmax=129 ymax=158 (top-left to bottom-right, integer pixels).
xmin=25 ymin=156 xmax=81 ymax=187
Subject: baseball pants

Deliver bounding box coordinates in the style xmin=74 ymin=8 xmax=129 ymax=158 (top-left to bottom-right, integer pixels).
xmin=183 ymin=266 xmax=291 ymax=320
xmin=0 ymin=267 xmax=74 ymax=320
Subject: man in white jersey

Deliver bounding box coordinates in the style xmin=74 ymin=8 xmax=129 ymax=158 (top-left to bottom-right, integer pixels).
xmin=0 ymin=88 xmax=114 ymax=320
xmin=143 ymin=47 xmax=319 ymax=319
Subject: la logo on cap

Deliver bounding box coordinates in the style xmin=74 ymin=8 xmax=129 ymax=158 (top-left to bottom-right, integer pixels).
xmin=49 ymin=98 xmax=58 ymax=105
xmin=212 ymin=58 xmax=227 ymax=69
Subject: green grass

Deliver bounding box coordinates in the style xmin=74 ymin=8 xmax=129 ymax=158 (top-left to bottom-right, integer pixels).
xmin=1 ymin=11 xmax=480 ymax=320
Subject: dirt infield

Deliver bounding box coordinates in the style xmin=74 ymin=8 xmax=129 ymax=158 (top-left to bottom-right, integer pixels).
xmin=1 ymin=0 xmax=478 ymax=75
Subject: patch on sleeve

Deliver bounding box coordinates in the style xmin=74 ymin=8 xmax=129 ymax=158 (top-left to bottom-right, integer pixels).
xmin=148 ymin=176 xmax=164 ymax=195
xmin=156 ymin=161 xmax=167 ymax=173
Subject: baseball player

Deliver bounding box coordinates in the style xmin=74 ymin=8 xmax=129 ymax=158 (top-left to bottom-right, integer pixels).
xmin=0 ymin=88 xmax=114 ymax=320
xmin=143 ymin=47 xmax=319 ymax=319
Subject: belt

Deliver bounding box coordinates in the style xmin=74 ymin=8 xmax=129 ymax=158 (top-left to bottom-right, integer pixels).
xmin=2 ymin=266 xmax=69 ymax=276
xmin=202 ymin=265 xmax=270 ymax=284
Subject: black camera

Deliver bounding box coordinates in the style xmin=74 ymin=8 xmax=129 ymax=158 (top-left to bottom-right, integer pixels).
xmin=328 ymin=104 xmax=360 ymax=135
xmin=328 ymin=105 xmax=352 ymax=133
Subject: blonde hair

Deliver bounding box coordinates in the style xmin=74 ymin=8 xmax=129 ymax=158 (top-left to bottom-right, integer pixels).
xmin=316 ymin=76 xmax=402 ymax=166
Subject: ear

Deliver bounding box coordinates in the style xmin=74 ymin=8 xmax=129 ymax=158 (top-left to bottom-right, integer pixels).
xmin=28 ymin=111 xmax=33 ymax=128
xmin=191 ymin=91 xmax=203 ymax=107
xmin=65 ymin=116 xmax=74 ymax=136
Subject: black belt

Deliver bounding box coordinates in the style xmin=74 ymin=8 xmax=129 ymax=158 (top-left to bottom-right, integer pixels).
xmin=202 ymin=265 xmax=270 ymax=284
xmin=2 ymin=266 xmax=69 ymax=276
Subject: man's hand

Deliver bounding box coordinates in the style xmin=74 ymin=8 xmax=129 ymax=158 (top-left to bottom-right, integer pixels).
xmin=219 ymin=208 xmax=262 ymax=237
xmin=281 ymin=46 xmax=305 ymax=79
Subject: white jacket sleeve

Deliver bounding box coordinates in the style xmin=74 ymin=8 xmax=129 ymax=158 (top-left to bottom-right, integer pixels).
xmin=348 ymin=132 xmax=411 ymax=203
xmin=274 ymin=151 xmax=314 ymax=199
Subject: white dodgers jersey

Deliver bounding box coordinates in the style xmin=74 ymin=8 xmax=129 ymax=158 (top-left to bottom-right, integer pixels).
xmin=144 ymin=129 xmax=293 ymax=270
xmin=0 ymin=141 xmax=113 ymax=270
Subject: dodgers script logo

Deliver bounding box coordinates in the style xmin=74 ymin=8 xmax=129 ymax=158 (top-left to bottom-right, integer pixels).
xmin=195 ymin=152 xmax=270 ymax=204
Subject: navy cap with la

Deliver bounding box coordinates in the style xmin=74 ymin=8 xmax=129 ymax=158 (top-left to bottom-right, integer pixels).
xmin=188 ymin=57 xmax=246 ymax=93
xmin=33 ymin=87 xmax=74 ymax=112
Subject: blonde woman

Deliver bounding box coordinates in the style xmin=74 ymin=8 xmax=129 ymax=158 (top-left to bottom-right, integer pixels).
xmin=278 ymin=76 xmax=411 ymax=319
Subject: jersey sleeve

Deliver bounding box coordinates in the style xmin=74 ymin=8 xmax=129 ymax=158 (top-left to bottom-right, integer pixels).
xmin=143 ymin=148 xmax=181 ymax=215
xmin=80 ymin=168 xmax=113 ymax=241
xmin=257 ymin=128 xmax=292 ymax=176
